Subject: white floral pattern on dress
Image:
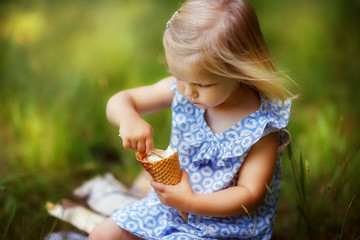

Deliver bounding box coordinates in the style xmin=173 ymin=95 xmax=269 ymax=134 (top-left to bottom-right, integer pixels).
xmin=112 ymin=82 xmax=291 ymax=239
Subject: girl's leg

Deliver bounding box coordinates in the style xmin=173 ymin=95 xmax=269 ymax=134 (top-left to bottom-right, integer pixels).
xmin=89 ymin=218 xmax=122 ymax=240
xmin=89 ymin=217 xmax=144 ymax=240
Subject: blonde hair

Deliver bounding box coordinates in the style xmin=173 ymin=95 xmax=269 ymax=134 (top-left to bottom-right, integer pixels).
xmin=164 ymin=0 xmax=291 ymax=102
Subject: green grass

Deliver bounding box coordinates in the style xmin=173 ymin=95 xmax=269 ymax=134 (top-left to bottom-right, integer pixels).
xmin=1 ymin=0 xmax=360 ymax=239
xmin=279 ymin=145 xmax=360 ymax=239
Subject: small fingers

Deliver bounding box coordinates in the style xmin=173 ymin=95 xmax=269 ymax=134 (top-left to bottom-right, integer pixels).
xmin=150 ymin=179 xmax=166 ymax=192
xmin=181 ymin=168 xmax=188 ymax=177
xmin=145 ymin=138 xmax=154 ymax=154
xmin=122 ymin=138 xmax=131 ymax=150
xmin=120 ymin=131 xmax=153 ymax=153
xmin=137 ymin=141 xmax=146 ymax=153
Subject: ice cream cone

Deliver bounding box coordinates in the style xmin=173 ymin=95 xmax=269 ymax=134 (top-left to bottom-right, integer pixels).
xmin=136 ymin=148 xmax=182 ymax=185
xmin=136 ymin=147 xmax=188 ymax=221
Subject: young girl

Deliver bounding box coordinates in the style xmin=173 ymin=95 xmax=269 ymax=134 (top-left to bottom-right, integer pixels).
xmin=90 ymin=0 xmax=292 ymax=239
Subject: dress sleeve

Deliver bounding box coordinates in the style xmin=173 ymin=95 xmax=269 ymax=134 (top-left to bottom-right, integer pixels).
xmin=170 ymin=80 xmax=177 ymax=92
xmin=262 ymin=99 xmax=291 ymax=153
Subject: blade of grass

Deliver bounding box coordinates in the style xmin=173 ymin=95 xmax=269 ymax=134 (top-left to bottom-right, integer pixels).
xmin=340 ymin=194 xmax=355 ymax=240
xmin=288 ymin=145 xmax=307 ymax=210
xmin=43 ymin=217 xmax=59 ymax=240
xmin=1 ymin=205 xmax=16 ymax=240
xmin=287 ymin=144 xmax=313 ymax=238
xmin=299 ymin=153 xmax=305 ymax=195
xmin=21 ymin=215 xmax=49 ymax=240
xmin=331 ymin=146 xmax=360 ymax=201
xmin=0 ymin=172 xmax=33 ymax=185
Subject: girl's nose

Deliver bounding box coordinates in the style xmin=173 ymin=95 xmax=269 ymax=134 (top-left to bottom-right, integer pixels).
xmin=184 ymin=84 xmax=198 ymax=98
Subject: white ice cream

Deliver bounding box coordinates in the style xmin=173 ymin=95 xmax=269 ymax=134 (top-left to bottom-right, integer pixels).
xmin=147 ymin=146 xmax=177 ymax=163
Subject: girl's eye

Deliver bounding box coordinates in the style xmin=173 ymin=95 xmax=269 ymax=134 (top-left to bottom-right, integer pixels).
xmin=198 ymin=83 xmax=214 ymax=88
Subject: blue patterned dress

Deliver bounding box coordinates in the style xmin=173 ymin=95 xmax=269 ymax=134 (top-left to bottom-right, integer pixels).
xmin=112 ymin=83 xmax=291 ymax=239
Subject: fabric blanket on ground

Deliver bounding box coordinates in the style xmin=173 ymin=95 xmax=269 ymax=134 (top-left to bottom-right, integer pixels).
xmin=45 ymin=171 xmax=152 ymax=239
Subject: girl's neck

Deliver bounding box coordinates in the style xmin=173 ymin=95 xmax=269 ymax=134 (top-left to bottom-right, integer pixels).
xmin=205 ymin=86 xmax=260 ymax=133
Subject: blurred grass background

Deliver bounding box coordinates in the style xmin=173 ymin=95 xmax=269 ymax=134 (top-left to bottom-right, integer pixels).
xmin=0 ymin=0 xmax=359 ymax=239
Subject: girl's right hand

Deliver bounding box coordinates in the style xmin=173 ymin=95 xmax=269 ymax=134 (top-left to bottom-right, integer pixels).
xmin=106 ymin=77 xmax=175 ymax=154
xmin=119 ymin=116 xmax=154 ymax=154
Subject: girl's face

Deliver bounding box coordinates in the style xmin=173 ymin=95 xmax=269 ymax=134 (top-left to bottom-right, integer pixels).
xmin=166 ymin=54 xmax=242 ymax=110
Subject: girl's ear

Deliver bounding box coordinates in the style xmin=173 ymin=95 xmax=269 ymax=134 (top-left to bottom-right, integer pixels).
xmin=162 ymin=57 xmax=169 ymax=67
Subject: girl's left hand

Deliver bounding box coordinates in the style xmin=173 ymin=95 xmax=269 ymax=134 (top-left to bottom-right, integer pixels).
xmin=151 ymin=169 xmax=195 ymax=212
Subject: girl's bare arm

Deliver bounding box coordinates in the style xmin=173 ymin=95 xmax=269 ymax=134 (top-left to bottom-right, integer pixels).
xmin=106 ymin=77 xmax=175 ymax=154
xmin=151 ymin=132 xmax=278 ymax=217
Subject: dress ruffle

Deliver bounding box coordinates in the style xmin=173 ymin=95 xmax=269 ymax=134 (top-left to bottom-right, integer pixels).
xmin=171 ymin=87 xmax=291 ymax=167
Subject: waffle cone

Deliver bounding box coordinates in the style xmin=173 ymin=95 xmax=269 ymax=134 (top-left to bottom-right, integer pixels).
xmin=136 ymin=149 xmax=181 ymax=185
xmin=136 ymin=148 xmax=188 ymax=222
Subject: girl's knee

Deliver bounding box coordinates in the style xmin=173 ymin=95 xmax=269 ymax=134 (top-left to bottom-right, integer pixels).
xmin=88 ymin=227 xmax=103 ymax=240
xmin=88 ymin=217 xmax=122 ymax=240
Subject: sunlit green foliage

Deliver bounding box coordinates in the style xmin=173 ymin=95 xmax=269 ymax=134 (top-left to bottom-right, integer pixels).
xmin=0 ymin=0 xmax=359 ymax=239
